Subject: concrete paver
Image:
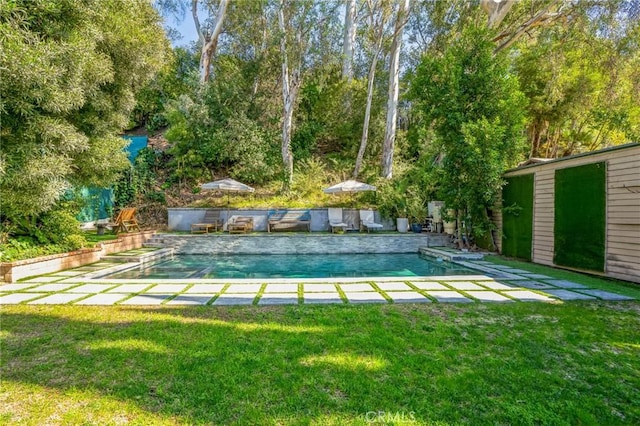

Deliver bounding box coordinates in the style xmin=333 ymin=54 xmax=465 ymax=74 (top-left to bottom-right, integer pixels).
xmin=226 ymin=284 xmax=262 ymax=293
xmin=502 ymin=290 xmax=555 ymax=302
xmin=385 ymin=291 xmax=431 ymax=303
xmin=145 ymin=284 xmax=189 ymax=294
xmin=21 ymin=276 xmax=62 ymax=283
xmin=509 ymin=280 xmax=556 ymax=290
xmin=29 ymin=293 xmax=89 ymax=304
xmin=29 ymin=283 xmax=78 ymax=292
xmin=544 ymin=290 xmax=597 ymax=301
xmin=578 ymin=289 xmax=634 ymax=300
xmin=65 ymin=284 xmax=116 ymax=293
xmin=75 ymin=293 xmax=129 ymax=305
xmin=464 ymin=291 xmax=513 ymax=302
xmin=120 ymin=294 xmax=172 ymax=305
xmin=258 ymin=293 xmax=300 ymax=305
xmin=303 ymin=284 xmax=337 ymax=292
xmin=106 ymin=284 xmax=152 ymax=293
xmin=544 ymin=280 xmax=587 ymax=289
xmin=213 ymin=294 xmax=256 ymax=305
xmin=339 ymin=283 xmax=376 ymax=292
xmin=375 ymin=282 xmax=412 ymax=291
xmin=185 ymin=284 xmax=225 ymax=293
xmin=263 ymin=284 xmax=299 ymax=293
xmin=166 ymin=294 xmax=214 ymax=305
xmin=303 ymin=292 xmax=343 ymax=304
xmin=0 ymin=293 xmax=47 ymax=304
xmin=409 ymin=282 xmax=449 ymax=290
xmin=426 ymin=291 xmax=473 ymax=303
xmin=476 ymin=281 xmax=516 ymax=290
xmin=344 ymin=291 xmax=388 ymax=303
xmin=445 ymin=281 xmax=486 ymax=291
xmin=0 ymin=284 xmax=41 ymax=291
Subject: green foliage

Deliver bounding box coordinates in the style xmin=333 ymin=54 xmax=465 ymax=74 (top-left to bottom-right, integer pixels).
xmin=409 ymin=25 xmax=527 ymax=245
xmin=502 ymin=175 xmax=534 ymax=260
xmin=0 ymin=0 xmax=169 ymax=225
xmin=113 ymin=148 xmax=163 ymax=208
xmin=131 ymin=47 xmax=199 ymax=132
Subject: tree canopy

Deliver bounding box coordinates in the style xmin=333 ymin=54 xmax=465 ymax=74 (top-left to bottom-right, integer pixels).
xmin=0 ymin=0 xmax=168 ymax=224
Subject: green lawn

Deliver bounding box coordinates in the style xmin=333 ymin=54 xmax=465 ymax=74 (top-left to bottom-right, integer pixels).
xmin=2 ymin=302 xmax=639 ymax=425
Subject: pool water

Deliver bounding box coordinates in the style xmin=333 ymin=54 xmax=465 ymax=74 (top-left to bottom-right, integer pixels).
xmin=107 ymin=253 xmax=476 ymax=279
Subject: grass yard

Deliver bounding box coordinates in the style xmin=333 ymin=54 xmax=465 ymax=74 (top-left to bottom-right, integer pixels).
xmin=1 ymin=301 xmax=639 ymax=425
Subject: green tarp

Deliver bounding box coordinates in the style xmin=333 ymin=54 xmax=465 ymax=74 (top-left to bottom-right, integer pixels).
xmin=554 ymin=162 xmax=606 ymax=272
xmin=502 ymin=174 xmax=534 ymax=260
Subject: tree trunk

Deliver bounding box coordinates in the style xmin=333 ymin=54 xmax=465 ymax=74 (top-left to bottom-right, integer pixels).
xmin=353 ymin=32 xmax=384 ymax=179
xmin=381 ymin=0 xmax=410 ymax=179
xmin=194 ymin=0 xmax=229 ymax=83
xmin=480 ymin=0 xmax=515 ymax=28
xmin=342 ymin=0 xmax=357 ymax=81
xmin=279 ymin=0 xmax=296 ymax=189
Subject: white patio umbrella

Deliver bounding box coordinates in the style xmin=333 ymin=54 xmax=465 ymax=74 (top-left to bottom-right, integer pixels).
xmin=322 ymin=179 xmax=377 ymax=194
xmin=323 ymin=180 xmax=377 ymax=228
xmin=201 ymin=178 xmax=255 ymax=230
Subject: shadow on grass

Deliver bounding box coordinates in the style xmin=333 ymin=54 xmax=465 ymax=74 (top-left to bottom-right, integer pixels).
xmin=2 ymin=302 xmax=640 ymax=424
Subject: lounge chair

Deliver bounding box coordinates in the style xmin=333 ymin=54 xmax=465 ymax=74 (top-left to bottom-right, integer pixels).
xmin=191 ymin=209 xmax=222 ymax=234
xmin=359 ymin=209 xmax=383 ymax=233
xmin=111 ymin=207 xmax=141 ymax=233
xmin=228 ymin=216 xmax=254 ymax=234
xmin=328 ymin=208 xmax=348 ymax=233
xmin=267 ymin=209 xmax=311 ymax=232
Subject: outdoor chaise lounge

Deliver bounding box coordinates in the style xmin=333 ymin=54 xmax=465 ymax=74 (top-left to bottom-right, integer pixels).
xmin=111 ymin=207 xmax=141 ymax=233
xmin=328 ymin=208 xmax=348 ymax=233
xmin=268 ymin=209 xmax=311 ymax=232
xmin=228 ymin=216 xmax=254 ymax=234
xmin=191 ymin=209 xmax=222 ymax=233
xmin=359 ymin=209 xmax=383 ymax=233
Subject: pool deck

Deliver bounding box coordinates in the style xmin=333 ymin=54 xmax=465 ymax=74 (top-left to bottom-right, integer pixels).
xmin=0 ymin=249 xmax=634 ymax=305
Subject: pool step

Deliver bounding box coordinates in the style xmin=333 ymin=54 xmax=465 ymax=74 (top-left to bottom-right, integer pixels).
xmin=103 ymin=247 xmax=174 ymax=263
xmin=419 ymin=247 xmax=486 ymax=261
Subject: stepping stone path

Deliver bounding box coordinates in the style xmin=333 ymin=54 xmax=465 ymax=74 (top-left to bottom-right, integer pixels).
xmin=0 ymin=255 xmax=636 ymax=306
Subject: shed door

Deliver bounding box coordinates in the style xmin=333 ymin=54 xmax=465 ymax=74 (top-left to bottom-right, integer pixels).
xmin=502 ymin=174 xmax=534 ymax=260
xmin=554 ymin=162 xmax=606 ymax=272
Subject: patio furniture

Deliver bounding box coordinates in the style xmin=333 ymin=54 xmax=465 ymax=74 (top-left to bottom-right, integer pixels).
xmin=268 ymin=209 xmax=311 ymax=232
xmin=359 ymin=209 xmax=383 ymax=233
xmin=111 ymin=207 xmax=141 ymax=233
xmin=191 ymin=209 xmax=223 ymax=234
xmin=228 ymin=216 xmax=254 ymax=234
xmin=328 ymin=208 xmax=348 ymax=233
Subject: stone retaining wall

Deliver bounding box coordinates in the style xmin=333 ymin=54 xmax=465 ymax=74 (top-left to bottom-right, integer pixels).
xmin=168 ymin=208 xmax=396 ymax=232
xmin=1 ymin=231 xmax=155 ymax=282
xmin=152 ymin=233 xmax=450 ymax=255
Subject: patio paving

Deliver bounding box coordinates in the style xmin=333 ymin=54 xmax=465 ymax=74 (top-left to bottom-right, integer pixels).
xmin=426 ymin=291 xmax=473 ymax=303
xmin=166 ymin=294 xmax=214 ymax=305
xmin=303 ymin=292 xmax=343 ymax=304
xmin=544 ymin=289 xmax=597 ymax=301
xmin=75 ymin=293 xmax=130 ymax=305
xmin=385 ymin=291 xmax=431 ymax=303
xmin=1 ymin=253 xmax=635 ymax=306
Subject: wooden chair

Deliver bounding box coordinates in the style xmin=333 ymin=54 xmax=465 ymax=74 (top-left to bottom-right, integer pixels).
xmin=191 ymin=209 xmax=223 ymax=234
xmin=228 ymin=216 xmax=254 ymax=234
xmin=111 ymin=207 xmax=141 ymax=233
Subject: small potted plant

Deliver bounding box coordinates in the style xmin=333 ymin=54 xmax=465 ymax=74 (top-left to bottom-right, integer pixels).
xmin=406 ymin=191 xmax=427 ymax=233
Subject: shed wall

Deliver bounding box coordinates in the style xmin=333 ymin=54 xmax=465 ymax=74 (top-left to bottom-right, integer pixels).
xmin=502 ymin=144 xmax=640 ymax=283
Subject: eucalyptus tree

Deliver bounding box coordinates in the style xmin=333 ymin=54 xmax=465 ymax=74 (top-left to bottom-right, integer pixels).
xmin=342 ymin=0 xmax=358 ymax=81
xmin=277 ymin=0 xmax=340 ymax=188
xmin=381 ymin=0 xmax=410 ymax=179
xmin=353 ymin=0 xmax=393 ymax=178
xmin=0 ymin=0 xmax=168 ymax=227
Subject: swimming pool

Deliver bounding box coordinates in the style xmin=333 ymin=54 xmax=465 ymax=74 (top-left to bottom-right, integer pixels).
xmin=106 ymin=253 xmax=476 ymax=279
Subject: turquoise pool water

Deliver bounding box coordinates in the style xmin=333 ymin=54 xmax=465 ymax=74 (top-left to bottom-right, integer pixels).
xmin=107 ymin=253 xmax=476 ymax=279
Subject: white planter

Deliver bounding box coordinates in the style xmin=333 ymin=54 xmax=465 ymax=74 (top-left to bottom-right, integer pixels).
xmin=396 ymin=218 xmax=408 ymax=233
xmin=443 ymin=221 xmax=456 ymax=235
